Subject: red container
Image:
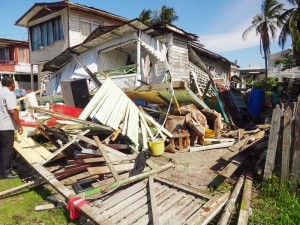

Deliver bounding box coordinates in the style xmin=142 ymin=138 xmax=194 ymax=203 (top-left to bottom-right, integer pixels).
xmin=47 ymin=104 xmax=83 ymax=127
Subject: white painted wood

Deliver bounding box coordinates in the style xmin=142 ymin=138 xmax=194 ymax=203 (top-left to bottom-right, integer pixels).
xmin=190 ymin=142 xmax=234 ymax=152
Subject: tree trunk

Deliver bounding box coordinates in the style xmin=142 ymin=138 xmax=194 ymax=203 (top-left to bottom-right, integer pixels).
xmin=264 ymin=50 xmax=268 ymax=89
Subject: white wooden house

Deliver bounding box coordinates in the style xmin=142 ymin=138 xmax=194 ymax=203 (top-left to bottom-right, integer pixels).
xmin=42 ymin=19 xmax=200 ymax=95
xmin=41 ymin=17 xmax=233 ymax=98
xmin=15 ymin=0 xmax=128 ymax=89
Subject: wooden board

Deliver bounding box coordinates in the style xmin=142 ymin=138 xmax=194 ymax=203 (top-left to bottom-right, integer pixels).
xmin=281 ymin=107 xmax=292 ymax=181
xmin=291 ymin=99 xmax=300 ymax=185
xmin=263 ymin=106 xmax=282 ymax=180
xmin=87 ymin=163 xmax=134 ymax=175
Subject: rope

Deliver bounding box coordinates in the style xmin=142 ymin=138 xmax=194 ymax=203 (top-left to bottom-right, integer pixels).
xmin=153 ymin=83 xmax=174 ymax=139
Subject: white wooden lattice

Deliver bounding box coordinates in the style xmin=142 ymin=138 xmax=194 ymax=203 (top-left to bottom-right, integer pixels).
xmin=189 ymin=62 xmax=220 ymax=97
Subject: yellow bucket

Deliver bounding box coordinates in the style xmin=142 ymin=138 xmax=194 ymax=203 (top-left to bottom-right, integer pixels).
xmin=148 ymin=139 xmax=165 ymax=156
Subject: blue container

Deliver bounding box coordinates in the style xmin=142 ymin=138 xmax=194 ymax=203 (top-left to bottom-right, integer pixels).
xmin=248 ymin=89 xmax=265 ymax=117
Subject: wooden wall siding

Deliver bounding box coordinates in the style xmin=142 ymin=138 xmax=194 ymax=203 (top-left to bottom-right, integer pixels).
xmin=98 ymin=50 xmax=127 ymax=71
xmin=149 ymin=60 xmax=167 ymax=84
xmin=69 ymin=9 xmax=125 ymax=47
xmin=140 ymin=32 xmax=167 ymax=62
xmin=200 ymin=57 xmax=230 ymax=79
xmin=169 ymin=35 xmax=190 ymax=82
xmin=29 ymin=9 xmax=69 ymax=64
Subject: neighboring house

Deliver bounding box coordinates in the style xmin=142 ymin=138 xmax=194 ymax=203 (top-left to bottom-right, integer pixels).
xmin=238 ymin=67 xmax=265 ymax=87
xmin=41 ymin=19 xmax=233 ymax=98
xmin=0 ymin=38 xmax=38 ymax=90
xmin=268 ymin=49 xmax=300 ymax=80
xmin=268 ymin=49 xmax=300 ymax=97
xmin=15 ymin=0 xmax=128 ymax=89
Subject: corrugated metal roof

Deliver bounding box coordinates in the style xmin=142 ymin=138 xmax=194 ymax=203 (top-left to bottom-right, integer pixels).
xmin=188 ymin=41 xmax=233 ymax=64
xmin=42 ymin=19 xmax=152 ymax=72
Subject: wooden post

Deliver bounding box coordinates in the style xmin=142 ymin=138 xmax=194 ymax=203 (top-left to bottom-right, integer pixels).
xmin=69 ymin=50 xmax=102 ymax=87
xmin=263 ymin=105 xmax=282 ymax=180
xmin=30 ymin=64 xmax=34 ymax=91
xmin=135 ymin=31 xmax=141 ymax=86
xmin=291 ymin=98 xmax=300 ymax=187
xmin=281 ymin=107 xmax=292 ymax=181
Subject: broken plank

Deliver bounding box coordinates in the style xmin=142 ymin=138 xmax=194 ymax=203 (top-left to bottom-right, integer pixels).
xmin=81 ymin=164 xmax=173 ymax=198
xmin=93 ymin=136 xmax=120 ymax=181
xmin=190 ymin=142 xmax=234 ymax=152
xmin=237 ymin=172 xmax=253 ymax=225
xmin=218 ymin=172 xmax=245 ymax=225
xmin=0 ymin=178 xmax=44 ymax=199
xmin=281 ymin=107 xmax=292 ymax=181
xmin=191 ymin=192 xmax=230 ymax=225
xmin=149 ymin=175 xmax=160 ymax=225
xmin=41 ymin=130 xmax=89 ymax=165
xmin=219 ymin=151 xmax=250 ymax=178
xmin=154 ymin=176 xmax=211 ymax=200
xmin=291 ymin=99 xmax=300 ymax=187
xmin=77 ymin=134 xmax=126 ymax=156
xmin=35 ymin=204 xmax=55 ymax=211
xmin=87 ymin=163 xmax=134 ymax=175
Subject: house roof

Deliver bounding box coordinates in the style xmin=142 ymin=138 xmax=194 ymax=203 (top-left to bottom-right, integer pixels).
xmin=42 ymin=19 xmax=152 ymax=72
xmin=0 ymin=38 xmax=28 ymax=45
xmin=188 ymin=41 xmax=233 ymax=65
xmin=15 ymin=1 xmax=128 ymax=27
xmin=148 ymin=22 xmax=198 ymax=41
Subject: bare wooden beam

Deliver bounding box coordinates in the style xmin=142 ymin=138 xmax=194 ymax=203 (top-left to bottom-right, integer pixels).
xmin=281 ymin=107 xmax=292 ymax=181
xmin=149 ymin=175 xmax=160 ymax=225
xmin=218 ymin=172 xmax=245 ymax=225
xmin=93 ymin=136 xmax=120 ymax=181
xmin=237 ymin=172 xmax=253 ymax=225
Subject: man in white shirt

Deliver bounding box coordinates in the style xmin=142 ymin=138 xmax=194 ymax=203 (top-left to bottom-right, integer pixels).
xmin=0 ymin=77 xmax=23 ymax=179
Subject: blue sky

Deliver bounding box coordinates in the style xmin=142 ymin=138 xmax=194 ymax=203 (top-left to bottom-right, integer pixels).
xmin=0 ymin=0 xmax=293 ymax=68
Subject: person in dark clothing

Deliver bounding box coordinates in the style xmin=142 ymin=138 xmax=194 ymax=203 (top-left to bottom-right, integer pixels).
xmin=0 ymin=77 xmax=23 ymax=179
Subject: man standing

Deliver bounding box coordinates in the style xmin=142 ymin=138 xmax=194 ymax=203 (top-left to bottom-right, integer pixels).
xmin=0 ymin=77 xmax=23 ymax=179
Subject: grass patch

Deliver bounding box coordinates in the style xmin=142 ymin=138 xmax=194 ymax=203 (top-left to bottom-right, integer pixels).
xmin=0 ymin=178 xmax=78 ymax=225
xmin=250 ymin=176 xmax=300 ymax=225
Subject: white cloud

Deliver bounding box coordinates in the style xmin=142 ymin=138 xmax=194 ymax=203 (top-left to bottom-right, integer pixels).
xmin=200 ymin=29 xmax=261 ymax=52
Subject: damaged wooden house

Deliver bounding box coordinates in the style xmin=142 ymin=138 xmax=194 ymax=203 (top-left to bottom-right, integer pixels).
xmin=2 ymin=2 xmax=267 ymax=225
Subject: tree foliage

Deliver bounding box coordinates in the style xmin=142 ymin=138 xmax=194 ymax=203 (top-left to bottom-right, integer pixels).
xmin=138 ymin=5 xmax=178 ymax=25
xmin=278 ymin=0 xmax=300 ymax=67
xmin=242 ymin=0 xmax=284 ymax=83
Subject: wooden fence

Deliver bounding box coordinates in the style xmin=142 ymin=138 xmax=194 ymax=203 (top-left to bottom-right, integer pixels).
xmin=263 ymin=97 xmax=300 ymax=187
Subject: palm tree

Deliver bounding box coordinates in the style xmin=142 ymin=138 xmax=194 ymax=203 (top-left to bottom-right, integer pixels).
xmin=139 ymin=9 xmax=153 ymax=25
xmin=153 ymin=5 xmax=179 ymax=23
xmin=278 ymin=0 xmax=300 ymax=65
xmin=242 ymin=0 xmax=284 ymax=83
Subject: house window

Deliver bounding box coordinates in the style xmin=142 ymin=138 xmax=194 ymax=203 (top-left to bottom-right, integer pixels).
xmin=30 ymin=16 xmax=64 ymax=51
xmin=18 ymin=47 xmax=27 ymax=62
xmin=0 ymin=47 xmax=9 ymax=61
xmin=80 ymin=19 xmax=101 ymax=41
